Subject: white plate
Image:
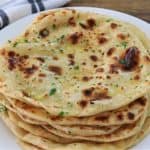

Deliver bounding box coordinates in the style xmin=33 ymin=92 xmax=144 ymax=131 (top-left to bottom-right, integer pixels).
xmin=0 ymin=7 xmax=149 ymax=150
xmin=0 ymin=0 xmax=11 ymax=7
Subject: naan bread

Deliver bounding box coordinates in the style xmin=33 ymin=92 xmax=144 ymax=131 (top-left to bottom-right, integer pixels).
xmin=0 ymin=9 xmax=149 ymax=116
xmin=1 ymin=110 xmax=150 ymax=150
xmin=8 ymin=111 xmax=76 ymax=144
xmin=0 ymin=9 xmax=149 ymax=150
xmin=0 ymin=96 xmax=148 ymax=143
xmin=0 ymin=94 xmax=147 ymax=126
xmin=0 ymin=91 xmax=149 ymax=141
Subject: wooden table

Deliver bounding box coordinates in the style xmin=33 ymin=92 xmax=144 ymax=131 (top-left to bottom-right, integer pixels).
xmin=67 ymin=0 xmax=150 ymax=23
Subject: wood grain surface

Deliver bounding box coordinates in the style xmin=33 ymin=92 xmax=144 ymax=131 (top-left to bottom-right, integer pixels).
xmin=67 ymin=0 xmax=150 ymax=23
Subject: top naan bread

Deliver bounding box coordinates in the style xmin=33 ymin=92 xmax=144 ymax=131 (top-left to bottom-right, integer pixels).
xmin=0 ymin=9 xmax=149 ymax=116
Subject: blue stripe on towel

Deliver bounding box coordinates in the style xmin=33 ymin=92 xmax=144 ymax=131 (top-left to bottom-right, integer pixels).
xmin=0 ymin=9 xmax=9 ymax=29
xmin=36 ymin=0 xmax=45 ymax=11
xmin=28 ymin=0 xmax=38 ymax=13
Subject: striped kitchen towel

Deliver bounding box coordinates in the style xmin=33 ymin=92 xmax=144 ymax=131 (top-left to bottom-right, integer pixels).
xmin=0 ymin=0 xmax=71 ymax=29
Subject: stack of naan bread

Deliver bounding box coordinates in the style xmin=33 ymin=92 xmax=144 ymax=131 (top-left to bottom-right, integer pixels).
xmin=0 ymin=9 xmax=149 ymax=150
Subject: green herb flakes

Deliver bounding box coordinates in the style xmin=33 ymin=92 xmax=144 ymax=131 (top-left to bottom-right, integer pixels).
xmin=121 ymin=41 xmax=128 ymax=49
xmin=146 ymin=49 xmax=150 ymax=55
xmin=74 ymin=65 xmax=79 ymax=70
xmin=49 ymin=88 xmax=57 ymax=96
xmin=33 ymin=38 xmax=38 ymax=42
xmin=0 ymin=104 xmax=7 ymax=113
xmin=79 ymin=22 xmax=84 ymax=26
xmin=24 ymin=39 xmax=29 ymax=43
xmin=58 ymin=111 xmax=65 ymax=116
xmin=115 ymin=84 xmax=119 ymax=87
xmin=58 ymin=111 xmax=68 ymax=116
xmin=8 ymin=40 xmax=11 ymax=43
xmin=116 ymin=42 xmax=128 ymax=49
xmin=60 ymin=35 xmax=65 ymax=40
xmin=106 ymin=19 xmax=113 ymax=22
xmin=54 ymin=35 xmax=65 ymax=43
xmin=59 ymin=48 xmax=64 ymax=53
xmin=119 ymin=59 xmax=126 ymax=65
xmin=140 ymin=65 xmax=143 ymax=68
xmin=57 ymin=35 xmax=65 ymax=41
xmin=67 ymin=102 xmax=73 ymax=108
xmin=52 ymin=24 xmax=56 ymax=29
xmin=13 ymin=42 xmax=18 ymax=47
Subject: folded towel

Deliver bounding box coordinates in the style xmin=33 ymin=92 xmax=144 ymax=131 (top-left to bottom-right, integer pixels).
xmin=0 ymin=0 xmax=71 ymax=29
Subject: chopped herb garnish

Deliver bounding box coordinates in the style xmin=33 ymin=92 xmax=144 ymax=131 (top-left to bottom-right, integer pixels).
xmin=58 ymin=111 xmax=68 ymax=116
xmin=119 ymin=59 xmax=126 ymax=65
xmin=115 ymin=84 xmax=119 ymax=87
xmin=49 ymin=88 xmax=56 ymax=96
xmin=0 ymin=104 xmax=7 ymax=112
xmin=60 ymin=35 xmax=65 ymax=40
xmin=79 ymin=22 xmax=83 ymax=26
xmin=67 ymin=102 xmax=73 ymax=108
xmin=140 ymin=65 xmax=143 ymax=68
xmin=13 ymin=42 xmax=18 ymax=47
xmin=58 ymin=111 xmax=65 ymax=116
xmin=146 ymin=49 xmax=150 ymax=55
xmin=32 ymin=78 xmax=36 ymax=82
xmin=52 ymin=24 xmax=56 ymax=29
xmin=74 ymin=65 xmax=79 ymax=70
xmin=116 ymin=42 xmax=128 ymax=49
xmin=55 ymin=35 xmax=65 ymax=42
xmin=24 ymin=39 xmax=29 ymax=43
xmin=106 ymin=19 xmax=113 ymax=22
xmin=59 ymin=48 xmax=64 ymax=53
xmin=51 ymin=83 xmax=55 ymax=86
xmin=121 ymin=41 xmax=128 ymax=49
xmin=8 ymin=40 xmax=11 ymax=43
xmin=33 ymin=38 xmax=38 ymax=42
